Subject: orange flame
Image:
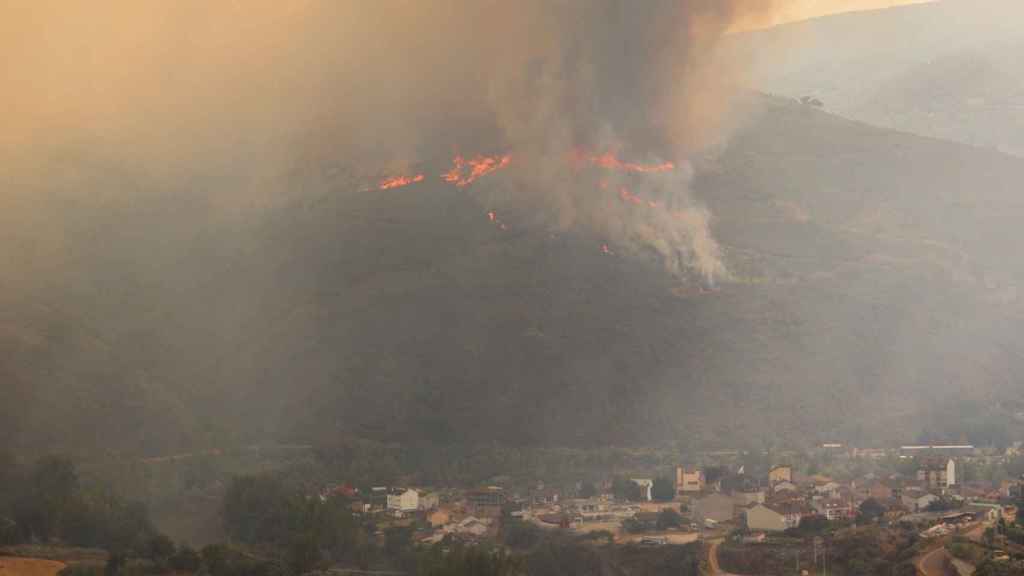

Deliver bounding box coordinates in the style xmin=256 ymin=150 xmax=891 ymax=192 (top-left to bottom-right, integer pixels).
xmin=618 ymin=186 xmax=643 ymax=205
xmin=377 ymin=173 xmax=425 ymax=190
xmin=616 ymin=186 xmax=662 ymax=209
xmin=442 ymin=153 xmax=512 ymax=187
xmin=574 ymin=150 xmax=674 ymax=173
xmin=486 ymin=210 xmax=509 ymax=231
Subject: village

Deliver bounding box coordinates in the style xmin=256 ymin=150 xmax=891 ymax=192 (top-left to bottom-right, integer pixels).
xmin=313 ymin=443 xmax=1024 ymax=574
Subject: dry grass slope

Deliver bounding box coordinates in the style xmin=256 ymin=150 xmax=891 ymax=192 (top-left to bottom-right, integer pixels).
xmin=0 ymin=558 xmax=66 ymax=576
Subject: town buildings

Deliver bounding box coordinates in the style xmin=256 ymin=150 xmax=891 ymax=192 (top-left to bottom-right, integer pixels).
xmin=676 ymin=467 xmax=705 ymax=495
xmin=768 ymin=465 xmax=792 ymax=485
xmin=631 ymin=478 xmax=654 ymax=501
xmin=917 ymin=458 xmax=956 ymax=489
xmin=693 ymin=493 xmax=737 ymax=524
xmin=467 ymin=486 xmax=505 ymax=518
xmin=387 ymin=488 xmax=420 ymax=512
xmin=746 ymin=503 xmax=804 ymax=532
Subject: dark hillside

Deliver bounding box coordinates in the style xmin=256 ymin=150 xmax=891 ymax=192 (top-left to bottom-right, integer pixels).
xmin=4 ymin=95 xmax=1024 ymax=456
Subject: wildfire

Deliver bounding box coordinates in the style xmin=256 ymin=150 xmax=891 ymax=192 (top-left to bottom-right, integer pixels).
xmin=614 ymin=186 xmax=662 ymax=209
xmin=377 ymin=173 xmax=425 ymax=190
xmin=618 ymin=186 xmax=642 ymax=206
xmin=442 ymin=153 xmax=512 ymax=187
xmin=365 ymin=147 xmax=679 ymax=249
xmin=487 ymin=210 xmax=508 ymax=231
xmin=574 ymin=150 xmax=674 ymax=174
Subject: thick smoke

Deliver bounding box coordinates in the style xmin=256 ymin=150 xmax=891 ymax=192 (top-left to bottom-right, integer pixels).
xmin=333 ymin=0 xmax=768 ymax=283
xmin=2 ymin=1 xmax=809 ymax=284
xmin=2 ymin=1 xmax=927 ymax=281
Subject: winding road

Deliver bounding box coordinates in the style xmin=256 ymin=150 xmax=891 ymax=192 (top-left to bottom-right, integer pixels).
xmin=915 ymin=545 xmax=954 ymax=576
xmin=708 ymin=539 xmax=741 ymax=576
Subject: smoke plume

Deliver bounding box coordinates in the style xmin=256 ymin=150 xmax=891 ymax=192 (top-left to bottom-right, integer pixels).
xmin=1 ymin=1 xmax=927 ymax=282
xmin=1 ymin=0 xmax=810 ymax=284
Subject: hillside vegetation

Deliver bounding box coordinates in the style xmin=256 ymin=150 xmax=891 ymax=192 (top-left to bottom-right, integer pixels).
xmin=3 ymin=94 xmax=1024 ymax=457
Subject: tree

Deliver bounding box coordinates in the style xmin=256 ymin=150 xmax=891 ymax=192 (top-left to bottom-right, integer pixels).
xmin=201 ymin=544 xmax=232 ymax=576
xmin=0 ymin=517 xmax=16 ymax=546
xmin=925 ymin=499 xmax=956 ymax=513
xmin=504 ymin=521 xmax=542 ymax=550
xmin=657 ymin=508 xmax=682 ymax=530
xmin=704 ymin=467 xmax=727 ymax=486
xmin=104 ymin=551 xmax=126 ymax=576
xmin=611 ymin=478 xmax=642 ymax=502
xmin=579 ymin=481 xmax=596 ymax=499
xmin=384 ymin=526 xmax=414 ymax=558
xmin=858 ymin=498 xmax=886 ymax=521
xmin=287 ymin=533 xmax=322 ymax=575
xmin=25 ymin=456 xmax=79 ymax=540
xmin=169 ymin=545 xmax=201 ymax=572
xmin=145 ymin=533 xmax=175 ymax=567
xmin=419 ymin=543 xmax=522 ymax=576
xmin=222 ymin=475 xmax=295 ymax=545
xmin=652 ymin=477 xmax=675 ymax=502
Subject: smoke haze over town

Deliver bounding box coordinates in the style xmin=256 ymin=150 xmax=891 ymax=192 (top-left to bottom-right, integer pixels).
xmin=3 ymin=2 xmax=1024 ymax=574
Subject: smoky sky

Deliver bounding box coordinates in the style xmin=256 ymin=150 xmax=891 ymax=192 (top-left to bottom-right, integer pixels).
xmin=0 ymin=1 xmax=928 ymax=283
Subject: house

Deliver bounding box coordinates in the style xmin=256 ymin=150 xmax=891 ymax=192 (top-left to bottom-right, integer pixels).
xmin=901 ymin=489 xmax=939 ymax=512
xmin=427 ymin=508 xmax=451 ymax=527
xmin=319 ymin=483 xmax=357 ymax=501
xmin=631 ymin=478 xmax=654 ymax=502
xmin=467 ymin=487 xmax=505 ymax=517
xmin=733 ymin=490 xmax=766 ymax=507
xmin=387 ymin=488 xmax=419 ymax=513
xmin=720 ymin=474 xmax=761 ymax=494
xmin=451 ymin=516 xmax=491 ymax=537
xmin=901 ymin=445 xmax=974 ymax=458
xmin=676 ymin=467 xmax=705 ymax=495
xmin=852 ymin=448 xmax=888 ymax=459
xmin=866 ymin=480 xmax=901 ymax=501
xmin=964 ymin=504 xmax=1002 ymax=523
xmin=693 ymin=493 xmax=736 ymax=524
xmin=773 ymin=481 xmax=798 ymax=494
xmin=419 ymin=492 xmax=440 ymax=511
xmin=1000 ymin=480 xmax=1017 ymax=499
xmin=814 ymin=481 xmax=842 ymax=497
xmin=813 ymin=498 xmax=855 ymax=521
xmin=746 ymin=503 xmax=804 ymax=532
xmin=369 ymin=486 xmax=390 ymax=509
xmin=769 ymin=466 xmax=793 ymax=485
xmin=917 ymin=458 xmax=954 ymax=489
xmin=743 ymin=532 xmax=767 ymax=544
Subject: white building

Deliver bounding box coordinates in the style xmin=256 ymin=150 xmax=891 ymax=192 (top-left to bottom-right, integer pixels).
xmin=631 ymin=479 xmax=654 ymax=501
xmin=419 ymin=492 xmax=440 ymax=510
xmin=676 ymin=467 xmax=705 ymax=494
xmin=946 ymin=459 xmax=956 ymax=488
xmin=387 ymin=488 xmax=419 ymax=512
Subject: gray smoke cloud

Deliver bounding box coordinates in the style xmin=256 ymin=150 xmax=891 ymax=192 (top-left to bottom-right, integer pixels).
xmin=1 ymin=0 xmax=795 ymax=284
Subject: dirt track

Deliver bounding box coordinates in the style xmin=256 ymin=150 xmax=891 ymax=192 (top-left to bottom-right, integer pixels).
xmin=0 ymin=557 xmax=66 ymax=576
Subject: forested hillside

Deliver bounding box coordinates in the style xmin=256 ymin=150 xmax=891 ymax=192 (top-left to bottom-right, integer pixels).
xmin=4 ymin=94 xmax=1024 ymax=457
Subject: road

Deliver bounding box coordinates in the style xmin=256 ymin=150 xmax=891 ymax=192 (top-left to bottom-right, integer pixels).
xmin=915 ymin=545 xmax=954 ymax=576
xmin=707 ymin=539 xmax=741 ymax=576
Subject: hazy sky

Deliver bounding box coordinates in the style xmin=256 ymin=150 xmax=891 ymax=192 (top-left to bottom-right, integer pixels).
xmin=736 ymin=0 xmax=932 ymax=29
